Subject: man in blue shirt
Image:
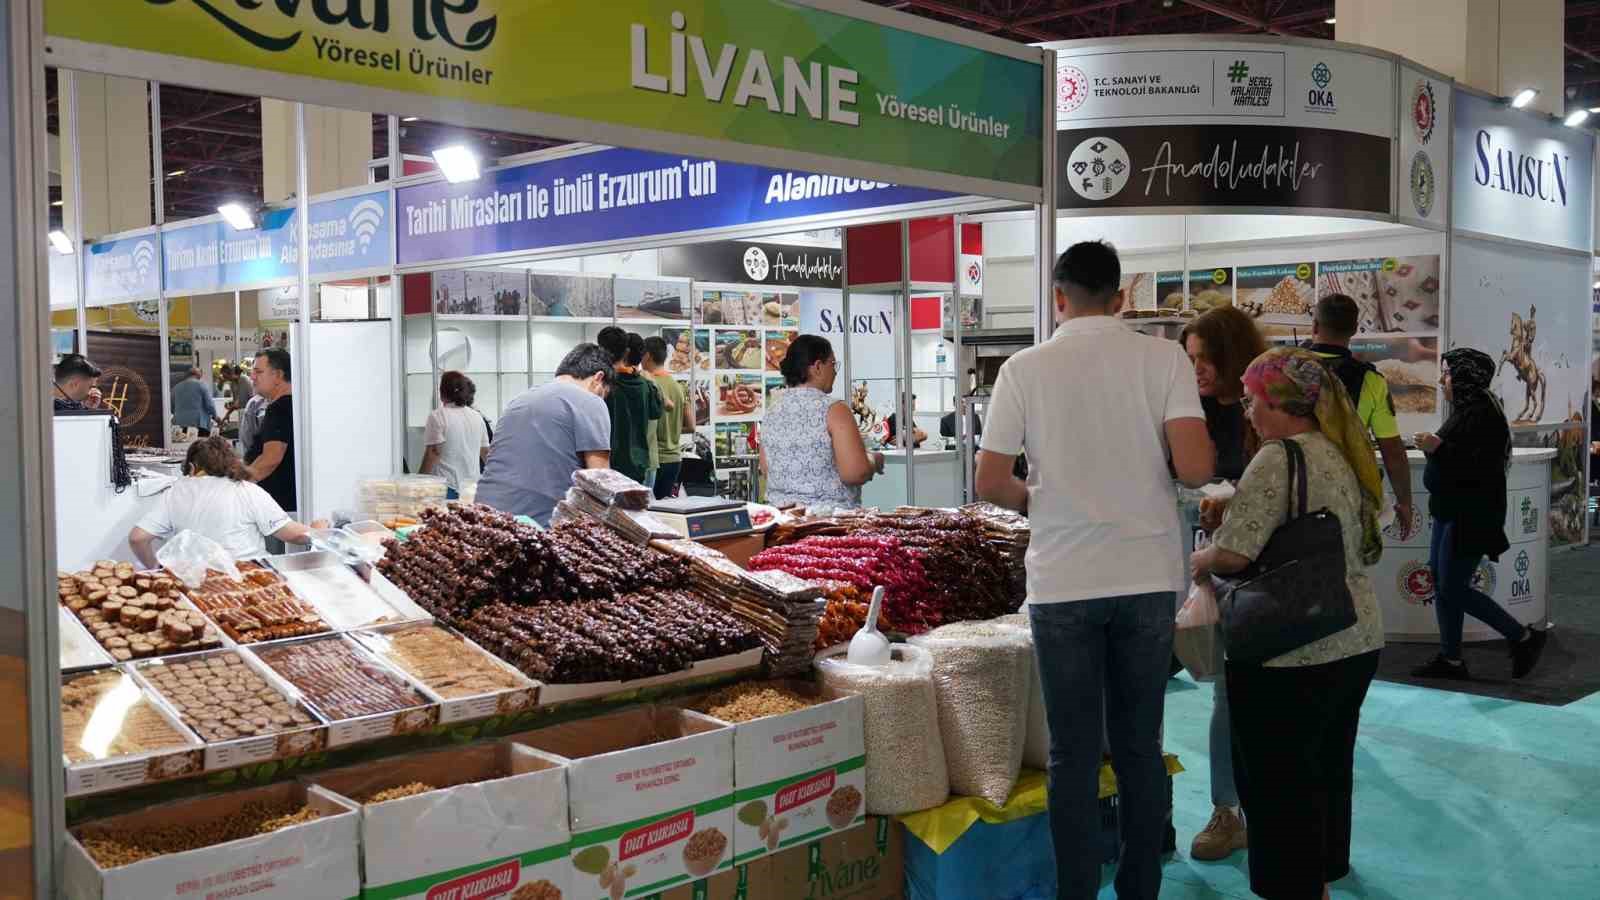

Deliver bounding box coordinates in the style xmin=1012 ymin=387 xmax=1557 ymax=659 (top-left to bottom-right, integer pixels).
xmin=172 ymin=367 xmax=221 ymax=437
xmin=477 ymin=344 xmax=613 ymax=527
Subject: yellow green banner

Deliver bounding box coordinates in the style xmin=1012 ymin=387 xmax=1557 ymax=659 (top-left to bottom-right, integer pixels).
xmin=45 ymin=1 xmax=1043 ymax=190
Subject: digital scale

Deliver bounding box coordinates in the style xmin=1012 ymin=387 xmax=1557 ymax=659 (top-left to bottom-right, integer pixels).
xmin=647 ymin=496 xmax=753 ymax=540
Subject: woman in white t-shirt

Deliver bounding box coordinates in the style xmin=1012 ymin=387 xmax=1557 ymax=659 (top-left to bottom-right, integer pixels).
xmin=128 ymin=437 xmax=315 ymax=566
xmin=420 ymin=371 xmax=491 ymax=498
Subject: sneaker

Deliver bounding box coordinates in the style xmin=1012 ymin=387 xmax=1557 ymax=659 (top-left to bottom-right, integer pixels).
xmin=1410 ymin=655 xmax=1472 ymax=680
xmin=1190 ymin=806 xmax=1247 ymax=861
xmin=1511 ymin=628 xmax=1549 ymax=679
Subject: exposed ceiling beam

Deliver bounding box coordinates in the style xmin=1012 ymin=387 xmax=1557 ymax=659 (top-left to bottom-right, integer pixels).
xmin=1567 ymin=41 xmax=1600 ymax=67
xmin=895 ymin=0 xmax=1060 ymax=41
xmin=163 ymin=98 xmax=258 ymax=131
xmin=1014 ymin=0 xmax=1141 ymax=29
xmin=1179 ymin=0 xmax=1293 ymax=36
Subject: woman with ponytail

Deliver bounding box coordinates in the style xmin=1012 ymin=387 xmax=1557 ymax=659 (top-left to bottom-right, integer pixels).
xmin=127 ymin=436 xmax=317 ymax=565
xmin=760 ymin=334 xmax=882 ymax=510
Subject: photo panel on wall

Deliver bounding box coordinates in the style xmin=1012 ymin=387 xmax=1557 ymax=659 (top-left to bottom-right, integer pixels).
xmin=660 ymin=327 xmax=703 ymax=375
xmin=432 ymin=269 xmax=466 ymax=315
xmin=1317 ymin=256 xmax=1440 ymax=334
xmin=715 ymin=373 xmax=765 ymax=420
xmin=1237 ymin=263 xmax=1315 ymax=335
xmin=528 ymin=271 xmax=615 ymax=319
xmin=715 ymin=421 xmax=759 ymax=461
xmin=615 ymin=277 xmax=690 ymax=323
xmin=765 ymin=330 xmax=795 ymax=373
xmin=714 ymin=329 xmax=764 ymax=371
xmin=1119 ymin=272 xmax=1155 ymax=312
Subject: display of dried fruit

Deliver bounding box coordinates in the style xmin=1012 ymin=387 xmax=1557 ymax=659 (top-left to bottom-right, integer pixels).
xmin=813 ymin=582 xmax=895 ymax=650
xmin=58 ymin=565 xmax=222 ymax=661
xmin=61 ymin=670 xmax=194 ymax=764
xmin=254 ymin=638 xmax=427 ymax=721
xmin=175 ymin=562 xmax=330 ymax=644
xmin=136 ymin=652 xmax=317 ymax=743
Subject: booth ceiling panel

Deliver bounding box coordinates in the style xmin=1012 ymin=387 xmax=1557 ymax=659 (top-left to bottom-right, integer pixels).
xmin=880 ymin=2 xmax=1600 ymax=108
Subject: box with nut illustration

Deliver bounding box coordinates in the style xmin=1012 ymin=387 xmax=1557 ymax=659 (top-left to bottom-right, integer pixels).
xmin=510 ymin=705 xmax=734 ymax=899
xmin=61 ymin=781 xmax=360 ymax=900
xmin=306 ymin=741 xmax=570 ymax=900
xmin=687 ymin=683 xmax=866 ymax=864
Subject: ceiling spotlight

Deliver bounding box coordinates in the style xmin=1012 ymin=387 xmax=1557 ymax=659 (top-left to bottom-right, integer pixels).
xmin=401 ymin=116 xmax=419 ymax=123
xmin=1324 ymin=17 xmax=1336 ymax=24
xmin=217 ymin=201 xmax=256 ymax=231
xmin=431 ymin=144 xmax=480 ymax=183
xmin=1510 ymin=88 xmax=1539 ymax=109
xmin=1592 ymin=280 xmax=1599 ymax=290
xmin=50 ymin=199 xmax=63 ymax=207
xmin=48 ymin=229 xmax=73 ymax=254
xmin=1565 ymin=109 xmax=1590 ymax=128
xmin=166 ymin=169 xmax=186 ymax=178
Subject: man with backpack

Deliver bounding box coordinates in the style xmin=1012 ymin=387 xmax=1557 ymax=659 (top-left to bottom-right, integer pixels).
xmin=1306 ymin=293 xmax=1415 ymax=539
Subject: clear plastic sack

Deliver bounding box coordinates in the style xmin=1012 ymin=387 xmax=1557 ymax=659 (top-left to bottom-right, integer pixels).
xmin=816 ymin=643 xmax=949 ymax=815
xmin=1174 ymin=623 xmax=1225 ymax=682
xmin=993 ymin=611 xmax=1050 ymax=773
xmin=155 ymin=529 xmax=240 ymax=589
xmin=1177 ymin=578 xmax=1220 ymax=629
xmin=909 ymin=622 xmax=1033 ymax=805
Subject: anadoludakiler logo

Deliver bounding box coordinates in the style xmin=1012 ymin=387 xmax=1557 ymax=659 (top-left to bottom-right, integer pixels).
xmin=1058 ymin=64 xmax=1090 ymax=115
xmin=1384 ymin=504 xmax=1424 ymax=542
xmin=1472 ymin=560 xmax=1497 ymax=596
xmin=1411 ymin=79 xmax=1437 ymax=144
xmin=742 ymin=245 xmax=771 ymax=282
xmin=1066 ymin=136 xmax=1131 ymax=202
xmin=1398 ymin=560 xmax=1434 ymax=606
xmin=1410 ymin=151 xmax=1436 ymax=218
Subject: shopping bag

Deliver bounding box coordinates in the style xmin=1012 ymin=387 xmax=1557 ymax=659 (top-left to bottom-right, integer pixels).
xmin=1176 ymin=578 xmax=1220 ymax=629
xmin=1173 ymin=623 xmax=1225 ymax=682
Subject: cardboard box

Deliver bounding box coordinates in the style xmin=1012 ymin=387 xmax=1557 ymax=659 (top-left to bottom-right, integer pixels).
xmin=761 ymin=817 xmax=903 ymax=900
xmin=684 ymin=682 xmax=866 ymax=864
xmin=63 ymin=781 xmax=360 ymax=900
xmin=510 ymin=706 xmax=735 ymax=899
xmin=307 ymin=742 xmax=570 ymax=900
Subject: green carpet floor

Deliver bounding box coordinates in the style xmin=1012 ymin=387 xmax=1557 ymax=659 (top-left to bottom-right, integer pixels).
xmin=1134 ymin=673 xmax=1600 ymax=898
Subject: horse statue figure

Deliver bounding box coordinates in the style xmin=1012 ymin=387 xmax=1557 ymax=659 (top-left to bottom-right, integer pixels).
xmin=1497 ymin=305 xmax=1545 ymax=423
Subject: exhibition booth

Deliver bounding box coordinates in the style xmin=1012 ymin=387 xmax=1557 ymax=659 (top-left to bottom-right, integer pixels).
xmin=988 ymin=35 xmax=1592 ymax=640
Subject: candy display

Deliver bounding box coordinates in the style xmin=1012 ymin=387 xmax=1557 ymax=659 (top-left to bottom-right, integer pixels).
xmin=813 ymin=582 xmax=893 ymax=651
xmin=58 ymin=566 xmax=222 ymax=661
xmin=254 ymin=638 xmax=428 ymax=721
xmin=177 ymin=562 xmax=330 ymax=644
xmin=74 ymin=800 xmax=322 ymax=868
xmin=61 ymin=670 xmax=194 ymax=764
xmin=58 ymin=606 xmax=112 ymax=670
xmin=135 ymin=652 xmax=317 ymax=743
xmin=655 ymin=540 xmax=826 ymax=676
xmin=458 ymin=590 xmax=760 ymax=685
xmin=276 ymin=559 xmax=404 ymax=631
xmin=572 ymin=467 xmax=651 ymax=510
xmin=759 ymin=508 xmax=1023 ymax=636
xmin=360 ymin=626 xmax=528 ymax=699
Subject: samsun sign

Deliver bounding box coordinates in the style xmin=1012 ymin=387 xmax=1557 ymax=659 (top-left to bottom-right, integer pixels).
xmin=1452 ymin=91 xmax=1594 ymax=253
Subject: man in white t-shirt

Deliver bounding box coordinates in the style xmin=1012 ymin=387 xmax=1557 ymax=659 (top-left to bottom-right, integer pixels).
xmin=976 ymin=240 xmax=1213 ymax=900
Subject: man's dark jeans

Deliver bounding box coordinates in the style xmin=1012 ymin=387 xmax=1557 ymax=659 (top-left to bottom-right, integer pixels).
xmin=1030 ymin=592 xmax=1175 ymax=900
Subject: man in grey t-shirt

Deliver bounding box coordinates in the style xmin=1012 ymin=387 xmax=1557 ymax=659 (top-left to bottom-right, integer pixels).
xmin=476 ymin=344 xmax=614 ymax=527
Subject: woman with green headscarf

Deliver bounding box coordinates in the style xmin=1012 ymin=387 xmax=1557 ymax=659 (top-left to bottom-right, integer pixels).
xmin=1410 ymin=347 xmax=1546 ymax=682
xmin=1189 ymin=346 xmax=1383 ymax=900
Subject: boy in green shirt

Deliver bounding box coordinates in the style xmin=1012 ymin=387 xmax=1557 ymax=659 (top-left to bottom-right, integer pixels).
xmin=644 ymin=336 xmax=693 ymax=499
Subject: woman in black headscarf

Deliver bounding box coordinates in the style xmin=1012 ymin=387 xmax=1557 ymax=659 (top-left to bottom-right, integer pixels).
xmin=1411 ymin=347 xmax=1547 ymax=680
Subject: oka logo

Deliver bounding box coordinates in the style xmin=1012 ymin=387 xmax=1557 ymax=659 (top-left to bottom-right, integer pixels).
xmin=742 ymin=245 xmax=771 ymax=282
xmin=346 ymin=200 xmax=385 ymax=252
xmin=1307 ymin=61 xmax=1336 ymax=113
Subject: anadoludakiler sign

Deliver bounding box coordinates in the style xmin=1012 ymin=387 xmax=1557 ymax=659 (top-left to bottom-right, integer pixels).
xmin=660 ymin=240 xmax=842 ymax=289
xmin=45 ymin=0 xmax=1044 ymax=194
xmin=1056 ymin=124 xmax=1391 ymax=212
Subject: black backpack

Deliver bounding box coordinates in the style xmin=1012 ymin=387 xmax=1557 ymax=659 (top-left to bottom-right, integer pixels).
xmin=1307 ymin=344 xmax=1378 ymax=408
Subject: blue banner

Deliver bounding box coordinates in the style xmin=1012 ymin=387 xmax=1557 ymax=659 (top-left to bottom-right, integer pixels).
xmin=160 ymin=188 xmax=392 ymax=295
xmin=395 ymin=148 xmax=953 ymax=266
xmin=83 ymin=229 xmax=160 ymax=304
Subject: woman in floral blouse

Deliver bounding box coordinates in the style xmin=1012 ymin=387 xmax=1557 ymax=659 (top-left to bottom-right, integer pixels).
xmin=1190 ymin=347 xmax=1384 ymax=900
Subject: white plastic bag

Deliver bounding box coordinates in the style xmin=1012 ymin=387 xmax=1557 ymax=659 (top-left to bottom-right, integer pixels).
xmin=1176 ymin=578 xmax=1220 ymax=629
xmin=155 ymin=530 xmax=240 ymax=589
xmin=993 ymin=612 xmax=1051 ymax=772
xmin=816 ymin=643 xmax=950 ymax=815
xmin=909 ymin=622 xmax=1033 ymax=805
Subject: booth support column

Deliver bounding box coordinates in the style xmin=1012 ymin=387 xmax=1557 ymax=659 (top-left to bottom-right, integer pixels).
xmin=1337 ymin=0 xmax=1564 ymax=117
xmin=0 ymin=0 xmax=62 ymax=893
xmin=1037 ymin=50 xmax=1058 ymax=344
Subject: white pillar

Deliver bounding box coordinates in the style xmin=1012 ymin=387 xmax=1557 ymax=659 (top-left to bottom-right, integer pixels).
xmin=1337 ymin=0 xmax=1563 ymax=117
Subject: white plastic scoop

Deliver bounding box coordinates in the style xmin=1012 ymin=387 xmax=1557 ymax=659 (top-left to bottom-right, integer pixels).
xmin=847 ymin=585 xmax=891 ymax=667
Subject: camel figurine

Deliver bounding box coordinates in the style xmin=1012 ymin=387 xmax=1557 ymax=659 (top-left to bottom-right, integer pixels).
xmin=1497 ymin=305 xmax=1546 ymax=423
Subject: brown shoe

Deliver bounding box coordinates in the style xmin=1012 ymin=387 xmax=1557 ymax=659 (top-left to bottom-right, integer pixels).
xmin=1189 ymin=806 xmax=1247 ymax=861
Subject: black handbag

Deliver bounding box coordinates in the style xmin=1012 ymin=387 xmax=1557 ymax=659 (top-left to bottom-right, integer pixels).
xmin=1216 ymin=439 xmax=1358 ymax=664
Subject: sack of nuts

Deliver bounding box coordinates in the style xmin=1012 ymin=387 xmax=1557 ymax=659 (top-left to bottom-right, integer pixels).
xmin=816 ymin=643 xmax=949 ymax=815
xmin=909 ymin=622 xmax=1032 ymax=806
xmin=993 ymin=611 xmax=1050 ymax=772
